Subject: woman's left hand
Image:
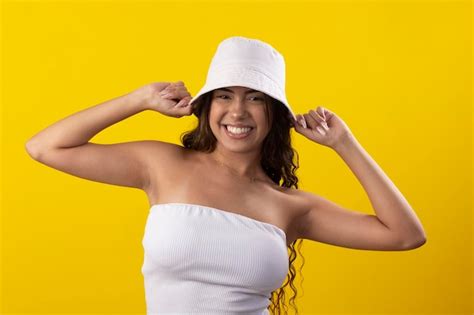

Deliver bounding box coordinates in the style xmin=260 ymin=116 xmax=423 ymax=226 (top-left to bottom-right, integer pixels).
xmin=291 ymin=106 xmax=353 ymax=149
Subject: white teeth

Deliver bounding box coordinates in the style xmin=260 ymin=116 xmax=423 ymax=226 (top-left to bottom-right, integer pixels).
xmin=226 ymin=125 xmax=252 ymax=134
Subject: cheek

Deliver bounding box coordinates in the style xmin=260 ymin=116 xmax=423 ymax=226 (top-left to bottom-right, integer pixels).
xmin=209 ymin=103 xmax=223 ymax=120
xmin=208 ymin=106 xmax=219 ymax=125
xmin=257 ymin=112 xmax=271 ymax=130
xmin=208 ymin=108 xmax=225 ymax=135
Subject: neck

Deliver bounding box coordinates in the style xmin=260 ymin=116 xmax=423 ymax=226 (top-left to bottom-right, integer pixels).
xmin=210 ymin=146 xmax=264 ymax=179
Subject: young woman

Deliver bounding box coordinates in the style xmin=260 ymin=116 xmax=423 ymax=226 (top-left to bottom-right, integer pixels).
xmin=25 ymin=36 xmax=426 ymax=315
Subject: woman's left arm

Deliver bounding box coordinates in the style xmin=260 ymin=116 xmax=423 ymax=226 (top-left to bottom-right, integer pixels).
xmin=293 ymin=106 xmax=427 ymax=247
xmin=333 ymin=133 xmax=427 ymax=245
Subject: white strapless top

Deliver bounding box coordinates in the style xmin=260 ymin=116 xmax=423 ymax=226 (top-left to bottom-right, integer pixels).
xmin=141 ymin=202 xmax=289 ymax=314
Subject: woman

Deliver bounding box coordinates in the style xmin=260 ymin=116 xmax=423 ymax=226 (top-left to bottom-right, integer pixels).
xmin=25 ymin=36 xmax=426 ymax=315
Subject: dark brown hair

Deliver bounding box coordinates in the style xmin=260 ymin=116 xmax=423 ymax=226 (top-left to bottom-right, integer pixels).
xmin=180 ymin=90 xmax=306 ymax=314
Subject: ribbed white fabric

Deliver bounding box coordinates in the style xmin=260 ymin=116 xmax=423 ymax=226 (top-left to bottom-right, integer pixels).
xmin=141 ymin=203 xmax=289 ymax=314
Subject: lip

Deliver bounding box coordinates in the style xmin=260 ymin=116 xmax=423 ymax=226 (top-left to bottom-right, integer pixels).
xmin=222 ymin=124 xmax=254 ymax=139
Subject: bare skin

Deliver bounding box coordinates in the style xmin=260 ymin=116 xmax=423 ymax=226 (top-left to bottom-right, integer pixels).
xmin=143 ymin=86 xmax=312 ymax=245
xmin=26 ymin=81 xmax=426 ymax=251
xmin=144 ymin=146 xmax=307 ymax=248
xmin=144 ymin=84 xmax=308 ymax=247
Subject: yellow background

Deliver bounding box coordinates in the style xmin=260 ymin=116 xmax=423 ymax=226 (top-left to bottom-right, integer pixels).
xmin=1 ymin=0 xmax=472 ymax=314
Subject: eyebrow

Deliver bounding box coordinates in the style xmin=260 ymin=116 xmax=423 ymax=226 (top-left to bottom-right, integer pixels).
xmin=215 ymin=88 xmax=262 ymax=94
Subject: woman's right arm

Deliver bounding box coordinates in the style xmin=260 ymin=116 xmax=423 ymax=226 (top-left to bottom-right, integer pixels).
xmin=26 ymin=86 xmax=150 ymax=152
xmin=25 ymin=82 xmax=193 ymax=191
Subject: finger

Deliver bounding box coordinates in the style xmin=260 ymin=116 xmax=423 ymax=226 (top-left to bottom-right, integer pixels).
xmin=160 ymin=87 xmax=182 ymax=99
xmin=317 ymin=106 xmax=326 ymax=120
xmin=178 ymin=86 xmax=192 ymax=97
xmin=303 ymin=113 xmax=319 ymax=130
xmin=186 ymin=102 xmax=195 ymax=115
xmin=162 ymin=81 xmax=182 ymax=92
xmin=294 ymin=116 xmax=320 ymax=139
xmin=176 ymin=96 xmax=193 ymax=108
xmin=175 ymin=98 xmax=187 ymax=107
xmin=316 ymin=126 xmax=326 ymax=136
xmin=160 ymin=85 xmax=173 ymax=96
xmin=291 ymin=116 xmax=302 ymax=128
xmin=321 ymin=121 xmax=329 ymax=131
xmin=166 ymin=81 xmax=180 ymax=88
xmin=163 ymin=98 xmax=179 ymax=107
xmin=161 ymin=92 xmax=173 ymax=99
xmin=293 ymin=119 xmax=304 ymax=132
xmin=309 ymin=109 xmax=325 ymax=124
xmin=295 ymin=114 xmax=307 ymax=129
xmin=166 ymin=87 xmax=191 ymax=100
xmin=167 ymin=81 xmax=184 ymax=93
xmin=320 ymin=106 xmax=333 ymax=121
xmin=293 ymin=116 xmax=310 ymax=134
xmin=309 ymin=109 xmax=329 ymax=131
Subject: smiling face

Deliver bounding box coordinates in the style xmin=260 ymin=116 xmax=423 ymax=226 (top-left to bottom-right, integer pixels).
xmin=209 ymin=86 xmax=272 ymax=153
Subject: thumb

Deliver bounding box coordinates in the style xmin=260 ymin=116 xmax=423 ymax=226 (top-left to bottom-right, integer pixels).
xmin=175 ymin=97 xmax=194 ymax=115
xmin=175 ymin=96 xmax=192 ymax=108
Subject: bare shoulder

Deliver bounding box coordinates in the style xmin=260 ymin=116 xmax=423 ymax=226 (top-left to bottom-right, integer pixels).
xmin=140 ymin=140 xmax=185 ymax=158
xmin=141 ymin=140 xmax=189 ymax=170
xmin=140 ymin=141 xmax=201 ymax=201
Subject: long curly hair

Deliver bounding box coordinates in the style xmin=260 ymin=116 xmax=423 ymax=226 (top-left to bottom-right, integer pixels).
xmin=179 ymin=89 xmax=306 ymax=314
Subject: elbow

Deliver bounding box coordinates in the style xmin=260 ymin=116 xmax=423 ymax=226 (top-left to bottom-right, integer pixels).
xmin=402 ymin=234 xmax=427 ymax=250
xmin=399 ymin=220 xmax=427 ymax=250
xmin=25 ymin=140 xmax=42 ymax=160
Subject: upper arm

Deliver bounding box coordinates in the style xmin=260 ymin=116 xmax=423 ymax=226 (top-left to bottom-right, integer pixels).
xmin=27 ymin=140 xmax=182 ymax=191
xmin=295 ymin=190 xmax=409 ymax=251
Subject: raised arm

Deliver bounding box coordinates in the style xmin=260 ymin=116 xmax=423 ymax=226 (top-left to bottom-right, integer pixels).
xmin=24 ymin=82 xmax=193 ymax=191
xmin=293 ymin=106 xmax=427 ymax=251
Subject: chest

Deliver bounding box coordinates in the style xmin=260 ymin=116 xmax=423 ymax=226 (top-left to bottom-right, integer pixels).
xmin=144 ymin=150 xmax=305 ymax=247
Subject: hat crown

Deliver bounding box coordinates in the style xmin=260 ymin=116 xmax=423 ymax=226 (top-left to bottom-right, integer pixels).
xmin=189 ymin=36 xmax=296 ymax=122
xmin=208 ymin=36 xmax=286 ymax=88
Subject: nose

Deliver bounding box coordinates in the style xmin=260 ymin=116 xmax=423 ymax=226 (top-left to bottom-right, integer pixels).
xmin=228 ymin=98 xmax=249 ymax=117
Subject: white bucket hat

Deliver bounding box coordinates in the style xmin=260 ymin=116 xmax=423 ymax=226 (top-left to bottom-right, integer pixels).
xmin=189 ymin=36 xmax=297 ymax=122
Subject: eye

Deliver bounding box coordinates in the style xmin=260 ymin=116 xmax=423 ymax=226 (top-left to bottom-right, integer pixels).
xmin=215 ymin=95 xmax=263 ymax=101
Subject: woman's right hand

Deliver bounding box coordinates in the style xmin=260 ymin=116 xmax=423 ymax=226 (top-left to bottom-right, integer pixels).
xmin=137 ymin=81 xmax=194 ymax=118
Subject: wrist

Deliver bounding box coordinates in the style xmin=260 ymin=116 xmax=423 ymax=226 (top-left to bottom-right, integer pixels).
xmin=332 ymin=132 xmax=358 ymax=154
xmin=128 ymin=88 xmax=150 ymax=112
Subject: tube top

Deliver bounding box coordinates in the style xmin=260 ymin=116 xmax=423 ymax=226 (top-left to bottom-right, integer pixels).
xmin=141 ymin=202 xmax=289 ymax=314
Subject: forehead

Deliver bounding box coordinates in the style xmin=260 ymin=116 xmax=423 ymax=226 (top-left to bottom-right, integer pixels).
xmin=214 ymin=86 xmax=264 ymax=94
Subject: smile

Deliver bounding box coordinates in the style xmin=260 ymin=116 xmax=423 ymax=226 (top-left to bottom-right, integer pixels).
xmin=222 ymin=125 xmax=254 ymax=139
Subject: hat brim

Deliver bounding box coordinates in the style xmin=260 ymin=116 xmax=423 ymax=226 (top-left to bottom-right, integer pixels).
xmin=189 ymin=66 xmax=296 ymax=122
